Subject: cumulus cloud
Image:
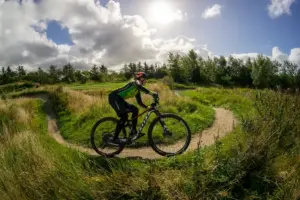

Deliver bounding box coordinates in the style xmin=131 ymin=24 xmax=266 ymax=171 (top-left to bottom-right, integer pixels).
xmin=289 ymin=48 xmax=300 ymax=65
xmin=0 ymin=0 xmax=198 ymax=70
xmin=202 ymin=4 xmax=222 ymax=19
xmin=230 ymin=47 xmax=300 ymax=67
xmin=268 ymin=0 xmax=296 ymax=18
xmin=272 ymin=47 xmax=300 ymax=66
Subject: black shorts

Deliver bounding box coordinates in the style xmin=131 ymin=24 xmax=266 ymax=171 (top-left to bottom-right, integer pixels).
xmin=108 ymin=92 xmax=138 ymax=117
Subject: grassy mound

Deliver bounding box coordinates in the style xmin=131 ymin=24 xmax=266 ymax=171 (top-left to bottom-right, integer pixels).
xmin=0 ymin=82 xmax=34 ymax=96
xmin=181 ymin=87 xmax=256 ymax=118
xmin=50 ymin=82 xmax=215 ymax=147
xmin=0 ymin=98 xmax=97 ymax=199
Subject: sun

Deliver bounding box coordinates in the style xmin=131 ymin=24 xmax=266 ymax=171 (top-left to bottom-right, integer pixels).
xmin=148 ymin=1 xmax=178 ymax=25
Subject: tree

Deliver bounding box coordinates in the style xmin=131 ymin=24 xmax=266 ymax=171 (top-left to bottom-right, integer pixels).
xmin=17 ymin=66 xmax=26 ymax=81
xmin=48 ymin=65 xmax=60 ymax=83
xmin=99 ymin=64 xmax=108 ymax=82
xmin=37 ymin=67 xmax=50 ymax=84
xmin=122 ymin=64 xmax=132 ymax=80
xmin=200 ymin=57 xmax=216 ymax=84
xmin=74 ymin=70 xmax=87 ymax=84
xmin=128 ymin=63 xmax=137 ymax=74
xmin=100 ymin=64 xmax=108 ymax=74
xmin=62 ymin=63 xmax=76 ymax=83
xmin=143 ymin=62 xmax=149 ymax=74
xmin=90 ymin=65 xmax=100 ymax=81
xmin=6 ymin=66 xmax=16 ymax=83
xmin=278 ymin=60 xmax=298 ymax=91
xmin=238 ymin=58 xmax=253 ymax=87
xmin=0 ymin=67 xmax=7 ymax=85
xmin=215 ymin=56 xmax=231 ymax=85
xmin=168 ymin=52 xmax=184 ymax=83
xmin=251 ymin=55 xmax=278 ymax=89
xmin=137 ymin=62 xmax=143 ymax=72
xmin=187 ymin=49 xmax=201 ymax=83
xmin=154 ymin=63 xmax=168 ymax=79
xmin=149 ymin=64 xmax=155 ymax=78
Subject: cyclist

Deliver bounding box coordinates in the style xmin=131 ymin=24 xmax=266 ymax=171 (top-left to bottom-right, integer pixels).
xmin=108 ymin=72 xmax=158 ymax=144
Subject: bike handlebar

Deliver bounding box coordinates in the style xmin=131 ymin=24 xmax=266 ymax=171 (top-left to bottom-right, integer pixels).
xmin=150 ymin=93 xmax=159 ymax=108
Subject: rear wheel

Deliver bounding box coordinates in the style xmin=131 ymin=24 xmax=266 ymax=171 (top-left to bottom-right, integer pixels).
xmin=90 ymin=117 xmax=125 ymax=157
xmin=148 ymin=114 xmax=191 ymax=156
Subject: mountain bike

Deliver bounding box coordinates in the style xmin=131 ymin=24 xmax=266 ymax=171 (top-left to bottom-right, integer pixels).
xmin=90 ymin=95 xmax=191 ymax=157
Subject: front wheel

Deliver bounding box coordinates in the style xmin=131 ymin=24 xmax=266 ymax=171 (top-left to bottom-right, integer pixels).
xmin=90 ymin=117 xmax=125 ymax=157
xmin=148 ymin=114 xmax=191 ymax=156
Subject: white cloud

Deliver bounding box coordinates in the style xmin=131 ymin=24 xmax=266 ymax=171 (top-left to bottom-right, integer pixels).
xmin=268 ymin=0 xmax=296 ymax=18
xmin=230 ymin=47 xmax=300 ymax=67
xmin=272 ymin=46 xmax=289 ymax=62
xmin=231 ymin=53 xmax=260 ymax=61
xmin=202 ymin=4 xmax=222 ymax=19
xmin=0 ymin=0 xmax=198 ymax=70
xmin=289 ymin=48 xmax=300 ymax=65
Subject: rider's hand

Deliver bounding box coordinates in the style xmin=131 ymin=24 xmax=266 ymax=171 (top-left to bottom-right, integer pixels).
xmin=152 ymin=92 xmax=158 ymax=98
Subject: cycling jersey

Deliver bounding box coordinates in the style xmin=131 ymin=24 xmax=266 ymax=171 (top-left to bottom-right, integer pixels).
xmin=114 ymin=80 xmax=151 ymax=99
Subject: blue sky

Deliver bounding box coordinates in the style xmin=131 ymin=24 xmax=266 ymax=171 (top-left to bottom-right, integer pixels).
xmin=46 ymin=21 xmax=74 ymax=45
xmin=46 ymin=0 xmax=300 ymax=56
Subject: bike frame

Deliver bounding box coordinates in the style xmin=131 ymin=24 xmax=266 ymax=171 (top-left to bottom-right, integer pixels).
xmin=124 ymin=106 xmax=165 ymax=141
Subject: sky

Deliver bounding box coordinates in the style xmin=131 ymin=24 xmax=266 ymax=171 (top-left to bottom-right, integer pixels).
xmin=0 ymin=0 xmax=300 ymax=71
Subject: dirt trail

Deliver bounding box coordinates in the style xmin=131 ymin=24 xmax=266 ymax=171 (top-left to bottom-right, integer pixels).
xmin=26 ymin=93 xmax=237 ymax=159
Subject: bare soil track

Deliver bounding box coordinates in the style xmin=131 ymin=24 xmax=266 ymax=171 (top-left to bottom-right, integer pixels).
xmin=23 ymin=93 xmax=237 ymax=159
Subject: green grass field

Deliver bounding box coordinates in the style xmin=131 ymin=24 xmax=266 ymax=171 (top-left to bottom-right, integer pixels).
xmin=2 ymin=82 xmax=300 ymax=199
xmin=67 ymin=81 xmax=126 ymax=90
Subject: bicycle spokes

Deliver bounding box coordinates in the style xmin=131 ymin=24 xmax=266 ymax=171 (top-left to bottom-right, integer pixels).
xmin=149 ymin=114 xmax=191 ymax=156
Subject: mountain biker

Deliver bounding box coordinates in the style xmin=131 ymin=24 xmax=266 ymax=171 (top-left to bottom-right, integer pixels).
xmin=108 ymin=72 xmax=158 ymax=144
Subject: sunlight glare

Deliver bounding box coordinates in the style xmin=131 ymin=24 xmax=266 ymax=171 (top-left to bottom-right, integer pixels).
xmin=149 ymin=1 xmax=178 ymax=25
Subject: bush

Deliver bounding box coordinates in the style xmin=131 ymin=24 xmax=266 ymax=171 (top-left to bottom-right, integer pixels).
xmin=161 ymin=76 xmax=175 ymax=89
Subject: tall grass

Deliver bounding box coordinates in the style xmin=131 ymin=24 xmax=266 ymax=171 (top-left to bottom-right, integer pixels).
xmin=178 ymin=87 xmax=300 ymax=199
xmin=0 ymin=98 xmax=97 ymax=200
xmin=3 ymin=83 xmax=300 ymax=199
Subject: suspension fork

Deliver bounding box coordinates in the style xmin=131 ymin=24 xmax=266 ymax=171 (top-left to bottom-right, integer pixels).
xmin=154 ymin=109 xmax=169 ymax=132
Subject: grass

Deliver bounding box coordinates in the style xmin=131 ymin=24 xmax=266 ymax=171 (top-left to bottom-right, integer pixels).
xmin=49 ymin=82 xmax=215 ymax=148
xmin=66 ymin=81 xmax=127 ymax=90
xmin=0 ymin=81 xmax=34 ymax=95
xmin=181 ymin=87 xmax=256 ymax=119
xmin=3 ymin=82 xmax=300 ymax=199
xmin=0 ymin=97 xmax=97 ymax=199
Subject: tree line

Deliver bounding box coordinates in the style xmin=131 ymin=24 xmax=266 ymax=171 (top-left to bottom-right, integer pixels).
xmin=167 ymin=50 xmax=300 ymax=91
xmin=1 ymin=49 xmax=300 ymax=91
xmin=0 ymin=62 xmax=168 ymax=85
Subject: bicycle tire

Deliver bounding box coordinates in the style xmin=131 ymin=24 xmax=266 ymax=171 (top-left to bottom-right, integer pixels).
xmin=90 ymin=117 xmax=124 ymax=157
xmin=148 ymin=113 xmax=191 ymax=156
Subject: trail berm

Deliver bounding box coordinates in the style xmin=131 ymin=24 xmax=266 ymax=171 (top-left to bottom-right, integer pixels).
xmin=25 ymin=93 xmax=237 ymax=159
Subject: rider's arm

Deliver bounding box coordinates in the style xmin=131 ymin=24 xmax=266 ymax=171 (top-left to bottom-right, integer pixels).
xmin=135 ymin=80 xmax=153 ymax=95
xmin=135 ymin=92 xmax=148 ymax=108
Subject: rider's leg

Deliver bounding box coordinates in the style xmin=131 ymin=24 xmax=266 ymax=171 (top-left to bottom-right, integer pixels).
xmin=128 ymin=105 xmax=138 ymax=134
xmin=113 ymin=113 xmax=128 ymax=140
xmin=108 ymin=92 xmax=128 ymax=141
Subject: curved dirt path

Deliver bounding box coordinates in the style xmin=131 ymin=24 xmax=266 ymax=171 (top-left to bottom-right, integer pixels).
xmin=25 ymin=93 xmax=237 ymax=159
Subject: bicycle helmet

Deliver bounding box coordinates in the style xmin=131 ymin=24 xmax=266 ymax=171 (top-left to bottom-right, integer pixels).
xmin=135 ymin=72 xmax=148 ymax=79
